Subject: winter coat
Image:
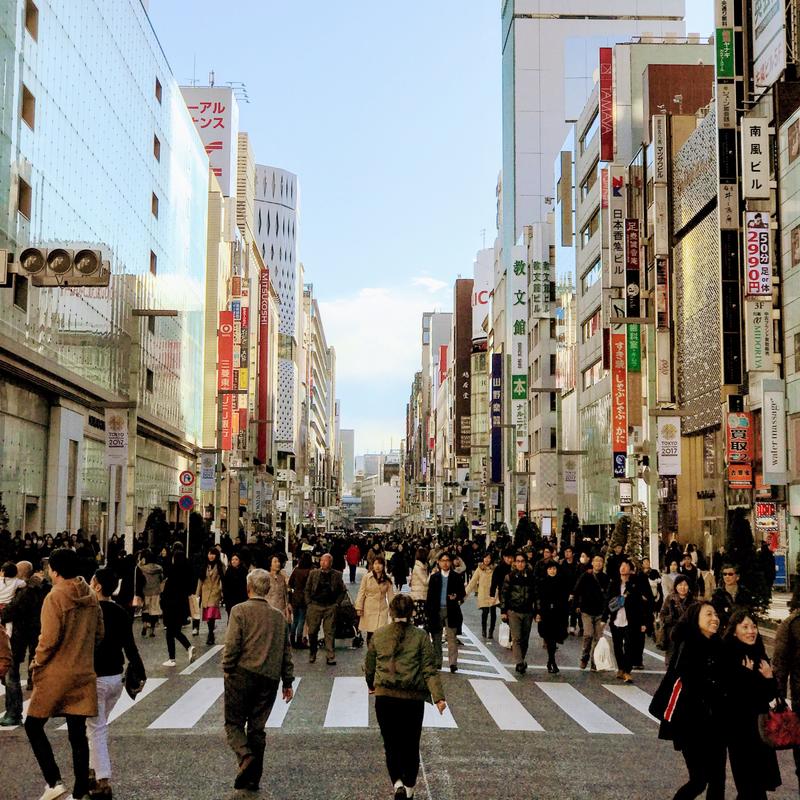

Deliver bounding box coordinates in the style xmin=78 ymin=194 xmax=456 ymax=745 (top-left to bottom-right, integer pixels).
xmin=160 ymin=554 xmax=194 ymax=628
xmin=572 ymin=570 xmax=609 ymax=617
xmin=678 ymin=564 xmax=704 ymax=597
xmin=346 ymin=545 xmax=361 ymax=567
xmin=266 ymin=571 xmax=290 ymax=617
xmin=536 ymin=573 xmax=569 ymax=643
xmin=773 ymin=610 xmax=800 ymax=706
xmin=136 ymin=562 xmax=164 ymax=599
xmin=710 ymin=584 xmax=755 ymax=630
xmin=197 ymin=563 xmax=224 ymax=609
xmin=659 ymin=592 xmax=694 ymax=661
xmin=365 ymin=621 xmax=445 ymax=703
xmin=658 ymin=632 xmax=727 ymax=749
xmin=465 ymin=563 xmax=498 ymax=608
xmin=389 ymin=551 xmax=408 ymax=581
xmin=355 ymin=572 xmax=395 ymax=633
xmin=490 ymin=560 xmax=512 ymax=599
xmin=722 ymin=637 xmax=781 ymax=792
xmin=222 ymin=564 xmax=248 ymax=611
xmin=425 ymin=570 xmax=465 ymax=633
xmin=28 ymin=577 xmax=104 ymax=718
xmin=0 ymin=625 xmax=10 ymax=680
xmin=288 ymin=566 xmax=311 ymax=609
xmin=1 ymin=574 xmax=45 ymax=663
xmin=501 ymin=568 xmax=537 ymax=615
xmin=304 ymin=568 xmax=346 ymax=608
xmin=603 ymin=575 xmax=648 ymax=629
xmin=409 ymin=560 xmax=429 ymax=602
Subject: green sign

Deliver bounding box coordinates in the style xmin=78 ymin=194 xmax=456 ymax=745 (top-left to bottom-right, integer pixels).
xmin=627 ymin=324 xmax=641 ymax=373
xmin=511 ymin=374 xmax=528 ymax=400
xmin=716 ymin=28 xmax=734 ymax=78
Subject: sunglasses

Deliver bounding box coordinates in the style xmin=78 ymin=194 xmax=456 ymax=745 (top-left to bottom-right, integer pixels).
xmin=722 ymin=571 xmax=737 ymax=577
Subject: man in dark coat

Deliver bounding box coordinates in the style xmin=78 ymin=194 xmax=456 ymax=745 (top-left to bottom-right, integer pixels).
xmin=304 ymin=554 xmax=346 ymax=666
xmin=602 ymin=559 xmax=647 ymax=683
xmin=710 ymin=563 xmax=755 ymax=630
xmin=425 ymin=552 xmax=466 ymax=672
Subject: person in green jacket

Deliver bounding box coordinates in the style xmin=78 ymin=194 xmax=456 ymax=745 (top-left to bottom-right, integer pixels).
xmin=365 ymin=593 xmax=446 ymax=800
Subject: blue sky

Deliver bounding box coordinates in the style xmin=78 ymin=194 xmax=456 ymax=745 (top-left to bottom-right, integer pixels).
xmin=148 ymin=1 xmax=714 ymax=457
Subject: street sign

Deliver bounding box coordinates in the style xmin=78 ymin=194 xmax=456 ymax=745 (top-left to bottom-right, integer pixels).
xmin=179 ymin=470 xmax=195 ymax=487
xmin=178 ymin=495 xmax=194 ymax=511
xmin=180 ymin=485 xmax=193 ymax=495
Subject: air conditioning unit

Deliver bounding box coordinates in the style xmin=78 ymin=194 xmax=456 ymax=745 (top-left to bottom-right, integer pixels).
xmin=15 ymin=247 xmax=109 ymax=287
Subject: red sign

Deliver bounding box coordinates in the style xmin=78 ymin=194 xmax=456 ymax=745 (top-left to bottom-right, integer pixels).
xmin=221 ymin=393 xmax=233 ymax=451
xmin=611 ymin=332 xmax=627 ymax=475
xmin=728 ymin=463 xmax=753 ymax=489
xmin=438 ymin=345 xmax=448 ymax=389
xmin=218 ymin=311 xmax=234 ymax=391
xmin=599 ymin=48 xmax=614 ymax=162
xmin=257 ymin=269 xmax=270 ymax=463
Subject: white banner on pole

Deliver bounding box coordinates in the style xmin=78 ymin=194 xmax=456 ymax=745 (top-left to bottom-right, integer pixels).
xmin=104 ymin=409 xmax=128 ymax=467
xmin=657 ymin=416 xmax=682 ymax=476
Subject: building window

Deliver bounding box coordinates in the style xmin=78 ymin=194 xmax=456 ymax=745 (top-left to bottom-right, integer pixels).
xmin=581 ymin=309 xmax=602 ymax=342
xmin=153 ymin=134 xmax=161 ymax=161
xmin=533 ymin=429 xmax=540 ymax=452
xmin=21 ymin=84 xmax=35 ymax=129
xmin=18 ymin=178 xmax=32 ymax=219
xmin=145 ymin=368 xmax=154 ymax=393
xmin=147 ymin=315 xmax=156 ymax=335
xmin=549 ymin=318 xmax=557 ymax=339
xmin=533 ymin=393 xmax=540 ymax=417
xmin=155 ymin=78 xmax=162 ymax=104
xmin=150 ymin=250 xmax=157 ymax=275
xmin=579 ymin=110 xmax=600 ymax=155
xmin=550 ymin=391 xmax=557 ymax=412
xmin=151 ymin=193 xmax=159 ymax=218
xmin=580 ymin=210 xmax=600 ymax=248
xmin=582 ymin=359 xmax=606 ymax=389
xmin=550 ymin=428 xmax=557 ymax=449
xmin=550 ymin=354 xmax=556 ymax=376
xmin=580 ymin=158 xmax=599 ymax=200
xmin=13 ymin=274 xmax=28 ymax=311
xmin=581 ymin=258 xmax=602 ymax=294
xmin=25 ymin=1 xmax=38 ymax=39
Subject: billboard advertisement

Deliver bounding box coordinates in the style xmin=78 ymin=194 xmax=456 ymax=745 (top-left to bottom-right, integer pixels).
xmin=745 ymin=211 xmax=773 ymax=295
xmin=752 ymin=0 xmax=786 ymax=88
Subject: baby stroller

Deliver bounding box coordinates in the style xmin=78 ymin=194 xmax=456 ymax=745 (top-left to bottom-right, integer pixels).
xmin=317 ymin=594 xmax=364 ymax=650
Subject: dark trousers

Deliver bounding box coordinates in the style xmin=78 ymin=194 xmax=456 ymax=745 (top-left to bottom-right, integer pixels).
xmin=610 ymin=624 xmax=635 ymax=674
xmin=631 ymin=626 xmax=646 ymax=667
xmin=165 ymin=622 xmax=191 ymax=659
xmin=3 ymin=657 xmax=23 ymax=719
xmin=348 ymin=564 xmax=357 ymax=583
xmin=375 ymin=695 xmax=424 ymax=788
xmin=224 ymin=668 xmax=280 ymax=786
xmin=25 ymin=714 xmax=90 ymax=797
xmin=673 ymin=738 xmax=726 ymax=800
xmin=481 ymin=606 xmax=497 ymax=636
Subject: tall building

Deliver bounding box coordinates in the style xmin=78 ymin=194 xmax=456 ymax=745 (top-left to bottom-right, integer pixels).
xmin=0 ymin=0 xmax=207 ymax=541
xmin=340 ymin=428 xmax=355 ymax=492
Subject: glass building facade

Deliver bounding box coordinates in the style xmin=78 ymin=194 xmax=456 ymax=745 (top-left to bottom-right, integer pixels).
xmin=0 ymin=0 xmax=208 ymax=534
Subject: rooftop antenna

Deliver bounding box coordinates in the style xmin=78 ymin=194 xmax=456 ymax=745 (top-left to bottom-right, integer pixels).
xmin=226 ymin=81 xmax=251 ymax=104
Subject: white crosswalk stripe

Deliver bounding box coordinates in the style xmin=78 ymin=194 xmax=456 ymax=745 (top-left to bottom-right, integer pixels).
xmin=266 ymin=677 xmax=300 ymax=728
xmin=603 ymin=684 xmax=658 ymax=721
xmin=469 ymin=679 xmax=544 ymax=731
xmin=324 ymin=677 xmax=368 ymax=727
xmin=148 ymin=677 xmax=224 ymax=729
xmin=442 ymin=623 xmax=515 ymax=681
xmin=180 ymin=645 xmax=223 ymax=675
xmin=535 ymin=683 xmax=632 ymax=734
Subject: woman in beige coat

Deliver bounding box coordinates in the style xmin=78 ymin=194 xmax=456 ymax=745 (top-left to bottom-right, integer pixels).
xmin=266 ymin=554 xmax=291 ymax=622
xmin=466 ymin=552 xmax=499 ymax=639
xmin=25 ymin=548 xmax=104 ymax=800
xmin=355 ymin=556 xmax=395 ymax=643
xmin=409 ymin=547 xmax=430 ymax=627
xmin=197 ymin=546 xmax=225 ymax=645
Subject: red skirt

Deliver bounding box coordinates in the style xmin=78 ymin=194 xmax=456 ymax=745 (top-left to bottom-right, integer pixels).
xmin=202 ymin=606 xmax=221 ymax=622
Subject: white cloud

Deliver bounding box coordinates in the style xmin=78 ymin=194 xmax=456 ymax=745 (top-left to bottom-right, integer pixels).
xmin=412 ymin=276 xmax=448 ymax=293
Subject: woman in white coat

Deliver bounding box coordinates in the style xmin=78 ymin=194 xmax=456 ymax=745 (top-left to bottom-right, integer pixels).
xmin=409 ymin=547 xmax=430 ymax=628
xmin=355 ymin=556 xmax=395 ymax=644
xmin=465 ymin=552 xmax=499 ymax=639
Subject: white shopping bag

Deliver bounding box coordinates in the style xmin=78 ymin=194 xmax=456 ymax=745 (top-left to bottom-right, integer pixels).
xmin=498 ymin=621 xmax=511 ymax=648
xmin=593 ymin=636 xmax=617 ymax=671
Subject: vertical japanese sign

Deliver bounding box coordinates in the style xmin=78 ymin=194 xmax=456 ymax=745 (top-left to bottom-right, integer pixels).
xmin=762 ymin=379 xmax=788 ymax=484
xmin=529 ymin=261 xmax=551 ymax=317
xmin=490 ymin=354 xmax=502 ymax=484
xmin=218 ymin=311 xmax=234 ymax=391
xmin=745 ymin=298 xmax=773 ymax=371
xmin=181 ymin=86 xmax=239 ymax=196
xmin=104 ymin=409 xmax=128 ymax=467
xmin=727 ymin=411 xmax=753 ymax=488
xmin=510 ymin=248 xmax=528 ymax=453
xmin=599 ymin=47 xmax=614 ymax=162
xmin=607 ymin=167 xmax=626 ymax=288
xmin=611 ymin=328 xmax=628 ymax=478
xmin=716 ymin=27 xmax=735 ymax=78
xmin=221 ymin=395 xmax=233 ymax=451
xmin=454 ymin=279 xmax=473 ymax=457
xmin=741 ymin=118 xmax=770 ymax=200
xmin=745 ymin=212 xmax=773 ymax=295
xmin=652 ymin=115 xmax=668 ymax=182
xmin=657 ymin=416 xmax=681 ymax=475
xmin=257 ymin=268 xmax=270 ymax=463
xmin=625 ymin=219 xmax=640 ymax=319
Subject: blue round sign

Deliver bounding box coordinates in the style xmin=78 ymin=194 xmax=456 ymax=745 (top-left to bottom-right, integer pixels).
xmin=178 ymin=495 xmax=194 ymax=511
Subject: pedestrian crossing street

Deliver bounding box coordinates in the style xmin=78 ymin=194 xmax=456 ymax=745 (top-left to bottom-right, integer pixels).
xmin=1 ymin=673 xmax=661 ymax=737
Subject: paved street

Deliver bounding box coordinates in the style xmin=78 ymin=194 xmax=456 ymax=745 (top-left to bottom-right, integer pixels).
xmin=2 ymin=576 xmax=799 ymax=800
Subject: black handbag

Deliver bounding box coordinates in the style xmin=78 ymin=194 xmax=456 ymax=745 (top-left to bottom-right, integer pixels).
xmin=124 ymin=661 xmax=146 ymax=700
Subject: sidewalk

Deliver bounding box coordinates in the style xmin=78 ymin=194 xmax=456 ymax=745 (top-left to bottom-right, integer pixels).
xmin=763 ymin=591 xmax=793 ymax=630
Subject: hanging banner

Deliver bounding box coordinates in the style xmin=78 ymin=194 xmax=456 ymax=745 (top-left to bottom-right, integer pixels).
xmin=218 ymin=310 xmax=234 ymax=391
xmin=563 ymin=459 xmax=578 ymax=495
xmin=490 ymin=353 xmax=503 ymax=484
xmin=199 ymin=453 xmax=216 ymax=491
xmin=657 ymin=416 xmax=681 ymax=476
xmin=599 ymin=47 xmax=613 ymax=161
xmin=104 ymin=409 xmax=129 ymax=467
xmin=607 ymin=167 xmax=626 ymax=289
xmin=611 ymin=331 xmax=627 ymax=477
xmin=625 ymin=218 xmax=640 ymax=318
xmin=745 ymin=298 xmax=773 ymax=372
xmin=745 ymin=211 xmax=773 ymax=295
xmin=257 ymin=268 xmax=270 ymax=463
xmin=762 ymin=379 xmax=788 ymax=484
xmin=741 ymin=118 xmax=770 ymax=199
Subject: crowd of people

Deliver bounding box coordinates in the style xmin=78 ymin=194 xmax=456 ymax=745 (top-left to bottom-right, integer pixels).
xmin=0 ymin=523 xmax=794 ymax=800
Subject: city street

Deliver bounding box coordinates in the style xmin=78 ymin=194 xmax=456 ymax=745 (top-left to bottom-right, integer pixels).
xmin=3 ymin=574 xmax=799 ymax=800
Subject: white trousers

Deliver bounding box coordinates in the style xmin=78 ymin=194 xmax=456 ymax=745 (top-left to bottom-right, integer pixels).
xmin=87 ymin=674 xmax=124 ymax=780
